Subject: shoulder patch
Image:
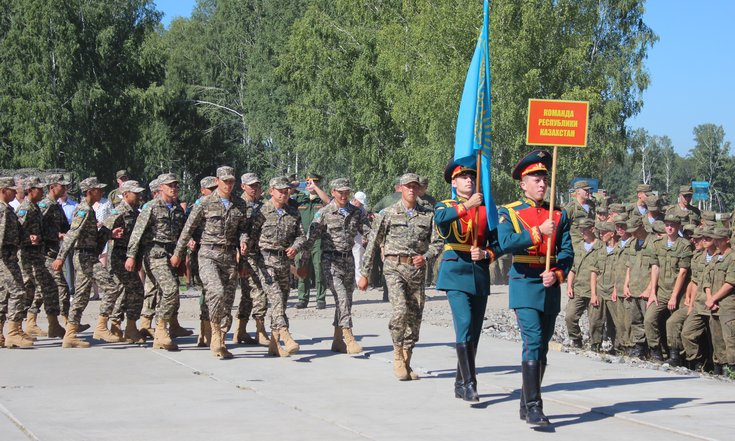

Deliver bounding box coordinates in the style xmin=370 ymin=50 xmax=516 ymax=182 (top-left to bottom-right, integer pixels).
xmin=142 ymin=202 xmax=150 ymax=210
xmin=38 ymin=202 xmax=48 ymax=208
xmin=110 ymin=209 xmax=120 ymax=215
xmin=314 ymin=211 xmax=322 ymax=220
xmin=76 ymin=210 xmax=87 ymax=217
xmin=17 ymin=209 xmax=27 ymax=216
xmin=195 ymin=199 xmax=201 ymax=205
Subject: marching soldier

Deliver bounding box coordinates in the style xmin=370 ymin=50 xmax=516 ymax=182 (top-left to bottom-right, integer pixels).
xmin=305 ymin=178 xmax=372 ymax=354
xmin=191 ymin=176 xmax=217 ymax=347
xmin=173 ymin=166 xmax=249 ymax=360
xmin=138 ymin=178 xmax=161 ymax=338
xmin=496 ymin=150 xmax=573 ymax=426
xmin=434 ymin=160 xmax=501 ymax=402
xmin=358 ymin=173 xmax=442 ymax=381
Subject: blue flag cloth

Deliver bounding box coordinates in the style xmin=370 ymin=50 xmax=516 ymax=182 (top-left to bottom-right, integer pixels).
xmin=453 ymin=0 xmax=498 ymax=229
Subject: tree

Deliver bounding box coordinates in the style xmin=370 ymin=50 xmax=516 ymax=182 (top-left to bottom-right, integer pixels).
xmin=689 ymin=124 xmax=732 ymax=210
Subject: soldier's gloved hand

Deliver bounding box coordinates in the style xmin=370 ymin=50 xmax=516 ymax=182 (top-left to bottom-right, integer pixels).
xmin=125 ymin=258 xmax=136 ymax=272
xmin=412 ymin=255 xmax=426 ymax=268
xmin=170 ymin=255 xmax=181 ymax=268
xmin=539 ymin=219 xmax=555 ymax=236
xmin=285 ymin=247 xmax=297 ymax=259
xmin=464 ymin=193 xmax=484 ymax=209
xmin=357 ymin=276 xmax=369 ymax=291
xmin=52 ymin=259 xmax=64 ymax=272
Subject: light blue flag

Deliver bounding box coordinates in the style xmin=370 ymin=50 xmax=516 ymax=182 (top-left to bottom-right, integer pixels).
xmin=453 ymin=0 xmax=497 ymax=229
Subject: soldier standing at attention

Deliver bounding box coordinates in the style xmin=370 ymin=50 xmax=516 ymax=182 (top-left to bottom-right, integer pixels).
xmin=433 ymin=160 xmax=501 ymax=402
xmin=564 ymin=180 xmax=595 ymax=250
xmin=1 ymin=177 xmax=35 ymax=348
xmin=496 ymin=150 xmax=573 ymax=426
xmin=232 ymin=172 xmax=268 ymax=346
xmin=306 ymin=178 xmax=371 ymax=354
xmin=590 ymin=221 xmax=623 ymax=353
xmin=173 ymin=166 xmax=249 ymax=360
xmin=611 ymin=214 xmax=633 ymax=353
xmin=17 ymin=176 xmax=65 ymax=340
xmin=622 ymin=216 xmax=656 ymax=358
xmin=704 ymin=227 xmax=735 ymax=373
xmin=681 ymin=228 xmax=716 ymax=370
xmin=103 ymin=180 xmax=146 ymax=344
xmin=646 ymin=214 xmax=692 ymax=362
xmin=125 ymin=173 xmax=186 ymax=351
xmin=565 ymin=218 xmax=604 ymax=351
xmin=107 ymin=169 xmax=130 ymax=207
xmin=293 ymin=172 xmax=330 ymax=309
xmin=666 ymin=185 xmax=701 ymax=226
xmin=358 ymin=173 xmax=442 ymax=381
xmin=52 ymin=177 xmax=125 ymax=348
xmin=247 ymin=176 xmax=307 ymax=357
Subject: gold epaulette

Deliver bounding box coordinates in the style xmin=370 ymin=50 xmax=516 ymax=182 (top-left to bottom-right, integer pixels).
xmin=503 ymin=200 xmax=523 ymax=209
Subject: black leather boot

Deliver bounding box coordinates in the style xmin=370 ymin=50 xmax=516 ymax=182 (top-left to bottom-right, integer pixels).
xmin=668 ymin=348 xmax=681 ymax=367
xmin=520 ymin=361 xmax=546 ymax=420
xmin=649 ymin=345 xmax=664 ymax=362
xmin=468 ymin=342 xmax=478 ymax=393
xmin=522 ymin=360 xmax=549 ymax=426
xmin=454 ymin=343 xmax=479 ymax=402
xmin=713 ymin=363 xmax=724 ymax=375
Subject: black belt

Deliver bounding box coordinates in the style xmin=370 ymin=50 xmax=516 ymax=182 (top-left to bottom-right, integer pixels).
xmin=261 ymin=249 xmax=287 ymax=258
xmin=324 ymin=250 xmax=352 ymax=259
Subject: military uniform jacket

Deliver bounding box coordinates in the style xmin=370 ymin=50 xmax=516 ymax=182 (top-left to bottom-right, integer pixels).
xmin=359 ymin=200 xmax=442 ymax=278
xmin=496 ymin=197 xmax=574 ymax=313
xmin=0 ymin=200 xmax=21 ymax=256
xmin=39 ymin=195 xmax=69 ymax=254
xmin=58 ymin=200 xmax=106 ymax=261
xmin=175 ymin=192 xmax=249 ymax=260
xmin=651 ymin=236 xmax=693 ymax=300
xmin=306 ymin=200 xmax=371 ymax=253
xmin=691 ymin=250 xmax=712 ymax=316
xmin=126 ymin=197 xmax=186 ymax=260
xmin=434 ymin=198 xmax=502 ymax=297
xmin=612 ymin=238 xmax=633 ymax=297
xmin=590 ymin=243 xmax=616 ymax=300
xmin=291 ymin=192 xmax=326 ymax=231
xmin=564 ymin=198 xmax=595 ymax=245
xmin=570 ymin=240 xmax=603 ymax=298
xmin=625 ymin=234 xmax=656 ymax=297
xmin=108 ymin=188 xmax=123 ymax=207
xmin=247 ymin=199 xmax=306 ymax=254
xmin=243 ymin=196 xmax=264 ymax=255
xmin=103 ymin=201 xmax=139 ymax=254
xmin=665 ymin=204 xmax=701 ymax=226
xmin=702 ymin=249 xmax=735 ymax=315
xmin=16 ymin=200 xmax=44 ymax=249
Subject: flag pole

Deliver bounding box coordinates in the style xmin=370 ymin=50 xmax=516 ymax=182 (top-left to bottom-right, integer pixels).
xmin=545 ymin=146 xmax=558 ymax=272
xmin=473 ymin=151 xmax=481 ymax=246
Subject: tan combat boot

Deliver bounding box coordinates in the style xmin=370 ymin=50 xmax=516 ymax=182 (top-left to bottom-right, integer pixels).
xmin=110 ymin=319 xmax=124 ymax=339
xmin=124 ymin=320 xmax=145 ymax=344
xmin=92 ymin=316 xmax=123 ymax=343
xmin=61 ymin=314 xmax=68 ymax=325
xmin=0 ymin=320 xmax=5 ymax=347
xmin=197 ymin=320 xmax=211 ymax=347
xmin=61 ymin=323 xmax=90 ymax=348
xmin=403 ymin=346 xmax=419 ymax=380
xmin=330 ymin=326 xmax=346 ymax=353
xmin=267 ymin=329 xmax=290 ymax=357
xmin=139 ymin=316 xmax=154 ymax=339
xmin=5 ymin=321 xmax=34 ymax=348
xmin=255 ymin=318 xmax=269 ymax=346
xmin=233 ymin=319 xmax=257 ymax=345
xmin=26 ymin=312 xmax=48 ymax=337
xmin=342 ymin=328 xmax=363 ymax=354
xmin=211 ymin=328 xmax=233 ymax=360
xmin=280 ymin=328 xmax=300 ymax=354
xmin=153 ymin=319 xmax=178 ymax=351
xmin=169 ymin=314 xmax=193 ymax=338
xmin=46 ymin=315 xmax=66 ymax=339
xmin=393 ymin=345 xmax=410 ymax=380
xmin=19 ymin=321 xmax=37 ymax=341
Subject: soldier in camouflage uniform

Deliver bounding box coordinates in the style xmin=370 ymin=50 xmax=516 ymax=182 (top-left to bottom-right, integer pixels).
xmin=174 ymin=166 xmax=249 ymax=360
xmin=103 ymin=180 xmax=146 ymax=344
xmin=107 ymin=169 xmax=129 ymax=208
xmin=622 ymin=216 xmax=656 ymax=358
xmin=233 ymin=172 xmax=268 ymax=346
xmin=125 ymin=173 xmax=186 ymax=351
xmin=358 ymin=173 xmax=442 ymax=380
xmin=1 ymin=177 xmax=34 ymax=348
xmin=191 ymin=176 xmax=217 ymax=347
xmin=665 ymin=185 xmax=701 ymax=226
xmin=590 ymin=221 xmax=624 ymax=352
xmin=564 ymin=180 xmax=595 ymax=250
xmin=247 ymin=176 xmax=308 ymax=357
xmin=305 ymin=178 xmax=371 ymax=354
xmin=52 ymin=177 xmax=125 ymax=348
xmin=16 ymin=176 xmax=65 ymax=339
xmin=681 ymin=227 xmax=711 ymax=370
xmin=628 ymin=183 xmax=651 ymax=219
xmin=138 ymin=178 xmax=161 ymax=338
xmin=643 ymin=195 xmax=664 ymax=233
xmin=704 ymin=227 xmax=735 ymax=374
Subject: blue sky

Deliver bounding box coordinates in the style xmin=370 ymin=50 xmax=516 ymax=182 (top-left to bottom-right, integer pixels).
xmin=155 ymin=0 xmax=734 ymax=156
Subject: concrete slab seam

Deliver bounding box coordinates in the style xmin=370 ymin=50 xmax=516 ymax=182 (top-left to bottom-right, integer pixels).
xmin=0 ymin=401 xmax=40 ymax=441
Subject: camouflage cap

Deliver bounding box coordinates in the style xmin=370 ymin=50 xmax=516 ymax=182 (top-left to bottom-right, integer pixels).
xmin=46 ymin=173 xmax=70 ymax=186
xmin=625 ymin=216 xmax=643 ymax=233
xmin=636 ymin=183 xmax=652 ymax=193
xmin=116 ymin=169 xmax=130 ymax=179
xmin=608 ymin=203 xmax=627 ymax=214
xmin=613 ymin=213 xmax=629 ymax=224
xmin=714 ymin=227 xmax=730 ymax=240
xmin=691 ymin=226 xmax=703 ymax=239
xmin=651 ymin=220 xmax=666 ymax=234
xmin=578 ymin=218 xmax=595 ymax=229
xmin=701 ymin=211 xmax=716 ymax=222
xmin=23 ymin=176 xmax=45 ymax=191
xmin=200 ymin=176 xmax=217 ymax=190
xmin=418 ymin=176 xmax=429 ymax=187
xmin=645 ymin=195 xmax=660 ymax=211
xmin=0 ymin=176 xmax=16 ymax=189
xmin=574 ymin=180 xmax=592 ymax=190
xmin=269 ymin=176 xmax=291 ymax=190
xmin=216 ymin=166 xmax=235 ymax=181
xmin=330 ymin=178 xmax=351 ymax=191
xmin=149 ymin=179 xmax=160 ymax=192
xmin=399 ymin=173 xmax=421 ymax=186
xmin=120 ymin=180 xmax=145 ymax=194
xmin=679 ymin=184 xmax=693 ymax=195
xmin=663 ymin=213 xmax=682 ymax=224
xmin=720 ymin=212 xmax=732 ymax=222
xmin=241 ymin=172 xmax=260 ymax=185
xmin=157 ymin=173 xmax=178 ymax=185
xmin=597 ymin=221 xmax=616 ymax=233
xmin=79 ymin=177 xmax=107 ymax=192
xmin=596 ymin=202 xmax=608 ymax=214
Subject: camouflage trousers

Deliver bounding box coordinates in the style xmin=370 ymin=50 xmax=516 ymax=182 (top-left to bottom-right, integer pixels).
xmin=709 ymin=315 xmax=729 ymax=364
xmin=237 ymin=254 xmax=267 ymax=321
xmin=644 ymin=299 xmax=676 ymax=348
xmin=614 ymin=296 xmax=629 ymax=349
xmin=322 ymin=251 xmax=355 ymax=328
xmin=564 ymin=295 xmax=604 ymax=345
xmin=19 ymin=247 xmax=60 ymax=316
xmin=258 ymin=252 xmax=292 ymax=330
xmin=665 ymin=306 xmax=689 ymax=350
xmin=601 ymin=298 xmax=623 ymax=349
xmin=143 ymin=246 xmax=180 ymax=321
xmin=141 ymin=255 xmax=161 ymax=319
xmin=681 ymin=313 xmax=713 ymax=362
xmin=69 ymin=250 xmax=124 ymax=325
xmin=0 ymin=253 xmax=27 ymax=322
xmin=101 ymin=250 xmax=144 ymax=321
xmin=383 ymin=258 xmax=426 ymax=349
xmin=198 ymin=247 xmax=238 ymax=327
xmin=45 ymin=251 xmax=70 ymax=316
xmin=712 ymin=311 xmax=735 ymax=365
xmin=623 ymin=296 xmax=647 ymax=346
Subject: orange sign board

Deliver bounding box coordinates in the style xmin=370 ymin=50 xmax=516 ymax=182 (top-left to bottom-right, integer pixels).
xmin=526 ymin=99 xmax=589 ymax=147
